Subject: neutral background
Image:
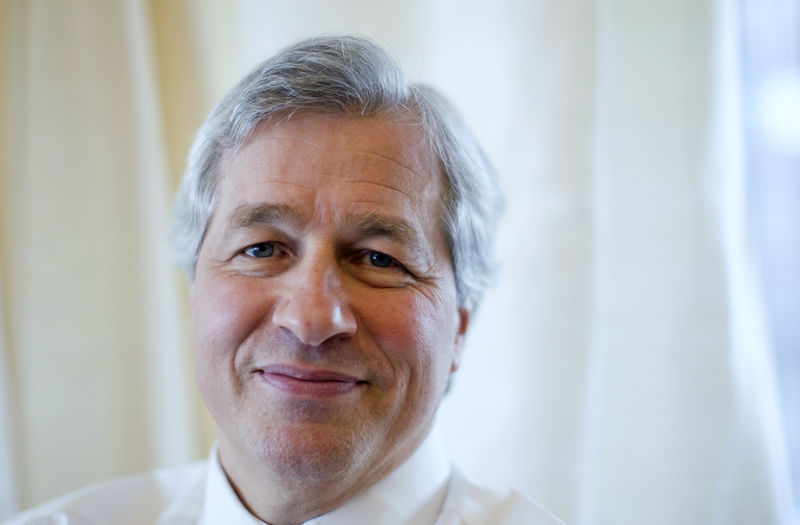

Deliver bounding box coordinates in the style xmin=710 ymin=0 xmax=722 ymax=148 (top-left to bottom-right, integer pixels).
xmin=1 ymin=1 xmax=796 ymax=524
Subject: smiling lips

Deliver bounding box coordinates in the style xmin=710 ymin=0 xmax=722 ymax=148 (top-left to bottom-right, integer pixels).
xmin=257 ymin=365 xmax=365 ymax=397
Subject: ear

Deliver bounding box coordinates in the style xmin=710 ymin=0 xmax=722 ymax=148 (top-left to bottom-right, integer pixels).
xmin=450 ymin=306 xmax=471 ymax=373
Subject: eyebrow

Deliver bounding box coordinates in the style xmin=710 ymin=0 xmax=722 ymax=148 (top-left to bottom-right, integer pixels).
xmin=356 ymin=212 xmax=420 ymax=248
xmin=227 ymin=204 xmax=422 ymax=249
xmin=229 ymin=203 xmax=307 ymax=230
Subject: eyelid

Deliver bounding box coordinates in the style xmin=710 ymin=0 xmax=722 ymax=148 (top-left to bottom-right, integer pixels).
xmin=242 ymin=242 xmax=273 ymax=257
xmin=357 ymin=249 xmax=412 ymax=274
xmin=239 ymin=240 xmax=292 ymax=258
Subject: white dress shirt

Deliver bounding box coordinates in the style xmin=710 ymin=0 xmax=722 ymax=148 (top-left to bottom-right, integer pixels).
xmin=4 ymin=430 xmax=564 ymax=524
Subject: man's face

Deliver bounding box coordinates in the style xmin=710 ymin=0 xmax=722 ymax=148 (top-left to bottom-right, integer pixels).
xmin=191 ymin=113 xmax=469 ymax=492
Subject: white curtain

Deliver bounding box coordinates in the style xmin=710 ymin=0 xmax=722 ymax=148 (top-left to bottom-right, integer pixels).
xmin=0 ymin=271 xmax=17 ymax=524
xmin=0 ymin=0 xmax=202 ymax=512
xmin=0 ymin=0 xmax=792 ymax=523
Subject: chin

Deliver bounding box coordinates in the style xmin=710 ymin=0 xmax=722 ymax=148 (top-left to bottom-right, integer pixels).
xmin=245 ymin=421 xmax=373 ymax=483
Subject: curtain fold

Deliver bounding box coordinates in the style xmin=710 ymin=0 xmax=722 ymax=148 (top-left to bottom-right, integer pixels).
xmin=577 ymin=1 xmax=784 ymax=523
xmin=739 ymin=0 xmax=800 ymax=521
xmin=0 ymin=0 xmax=209 ymax=514
xmin=0 ymin=0 xmax=790 ymax=523
xmin=0 ymin=5 xmax=18 ymax=516
xmin=0 ymin=270 xmax=18 ymax=521
xmin=120 ymin=0 xmax=199 ymax=470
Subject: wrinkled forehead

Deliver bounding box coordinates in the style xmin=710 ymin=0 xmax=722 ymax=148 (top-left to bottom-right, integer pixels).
xmin=241 ymin=109 xmax=437 ymax=165
xmin=217 ymin=110 xmax=448 ymax=211
xmin=202 ymin=116 xmax=452 ymax=262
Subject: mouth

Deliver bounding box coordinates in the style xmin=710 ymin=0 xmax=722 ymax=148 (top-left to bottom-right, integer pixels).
xmin=255 ymin=364 xmax=366 ymax=397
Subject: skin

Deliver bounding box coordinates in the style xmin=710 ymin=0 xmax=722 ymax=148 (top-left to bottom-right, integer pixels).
xmin=191 ymin=112 xmax=470 ymax=525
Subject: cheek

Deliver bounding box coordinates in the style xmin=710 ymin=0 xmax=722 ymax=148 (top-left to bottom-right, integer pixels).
xmin=191 ymin=275 xmax=270 ymax=382
xmin=371 ymin=291 xmax=458 ymax=392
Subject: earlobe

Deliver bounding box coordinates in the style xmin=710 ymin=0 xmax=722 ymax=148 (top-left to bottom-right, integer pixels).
xmin=450 ymin=307 xmax=471 ymax=373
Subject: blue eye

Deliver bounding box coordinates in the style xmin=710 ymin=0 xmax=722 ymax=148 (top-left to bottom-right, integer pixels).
xmin=244 ymin=242 xmax=275 ymax=258
xmin=369 ymin=251 xmax=395 ymax=268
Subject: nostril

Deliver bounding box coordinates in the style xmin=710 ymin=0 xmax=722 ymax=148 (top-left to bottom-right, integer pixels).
xmin=269 ymin=258 xmax=358 ymax=345
xmin=272 ymin=294 xmax=357 ymax=347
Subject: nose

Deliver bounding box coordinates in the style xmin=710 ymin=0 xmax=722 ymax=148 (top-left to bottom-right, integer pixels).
xmin=272 ymin=254 xmax=357 ymax=346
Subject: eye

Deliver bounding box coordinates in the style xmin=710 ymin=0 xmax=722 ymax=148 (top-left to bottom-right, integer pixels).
xmin=243 ymin=242 xmax=275 ymax=258
xmin=357 ymin=250 xmax=409 ymax=274
xmin=349 ymin=249 xmax=415 ymax=286
xmin=369 ymin=251 xmax=395 ymax=268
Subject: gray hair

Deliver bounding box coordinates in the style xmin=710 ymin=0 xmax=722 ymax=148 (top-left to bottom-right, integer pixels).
xmin=173 ymin=35 xmax=503 ymax=308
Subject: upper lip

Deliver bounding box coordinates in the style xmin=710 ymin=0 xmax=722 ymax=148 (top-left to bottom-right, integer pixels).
xmin=258 ymin=364 xmax=364 ymax=383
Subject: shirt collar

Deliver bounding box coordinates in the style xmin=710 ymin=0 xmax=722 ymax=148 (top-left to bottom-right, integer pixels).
xmin=200 ymin=428 xmax=451 ymax=525
xmin=199 ymin=444 xmax=265 ymax=525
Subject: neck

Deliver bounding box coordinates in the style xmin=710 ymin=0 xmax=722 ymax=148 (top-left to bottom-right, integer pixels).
xmin=216 ymin=431 xmax=427 ymax=525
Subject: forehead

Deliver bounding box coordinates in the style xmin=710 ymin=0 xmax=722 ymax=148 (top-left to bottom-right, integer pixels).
xmin=214 ymin=113 xmax=445 ymax=228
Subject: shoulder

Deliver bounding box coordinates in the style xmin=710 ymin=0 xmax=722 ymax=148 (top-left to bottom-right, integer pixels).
xmin=3 ymin=460 xmax=208 ymax=525
xmin=438 ymin=469 xmax=566 ymax=525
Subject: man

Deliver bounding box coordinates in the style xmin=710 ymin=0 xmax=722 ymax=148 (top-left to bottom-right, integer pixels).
xmin=6 ymin=36 xmax=563 ymax=524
